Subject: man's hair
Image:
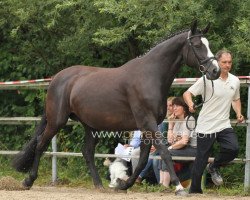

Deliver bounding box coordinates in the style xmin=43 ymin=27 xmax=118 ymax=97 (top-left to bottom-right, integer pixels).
xmin=215 ymin=49 xmax=233 ymax=60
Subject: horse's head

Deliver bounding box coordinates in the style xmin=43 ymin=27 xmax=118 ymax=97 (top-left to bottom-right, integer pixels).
xmin=183 ymin=20 xmax=221 ymax=80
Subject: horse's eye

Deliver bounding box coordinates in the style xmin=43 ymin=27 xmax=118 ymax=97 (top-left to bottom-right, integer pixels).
xmin=193 ymin=44 xmax=202 ymax=48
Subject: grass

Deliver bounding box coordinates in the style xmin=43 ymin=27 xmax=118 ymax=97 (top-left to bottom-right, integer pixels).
xmin=0 ymin=156 xmax=249 ymax=196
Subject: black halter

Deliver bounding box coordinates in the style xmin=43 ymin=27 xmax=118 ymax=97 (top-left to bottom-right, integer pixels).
xmin=186 ymin=31 xmax=216 ymax=131
xmin=186 ymin=31 xmax=216 ymax=73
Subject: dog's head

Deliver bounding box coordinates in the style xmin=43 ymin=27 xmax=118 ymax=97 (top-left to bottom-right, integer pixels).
xmin=103 ymin=157 xmax=116 ymax=167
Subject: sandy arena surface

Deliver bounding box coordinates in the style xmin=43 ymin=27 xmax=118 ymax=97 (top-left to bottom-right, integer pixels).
xmin=0 ymin=186 xmax=249 ymax=200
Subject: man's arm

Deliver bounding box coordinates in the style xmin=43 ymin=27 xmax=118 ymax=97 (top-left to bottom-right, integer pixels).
xmin=232 ymin=98 xmax=244 ymax=123
xmin=183 ymin=91 xmax=196 ymax=113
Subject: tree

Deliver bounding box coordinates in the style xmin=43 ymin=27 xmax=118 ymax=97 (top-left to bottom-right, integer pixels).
xmin=0 ymin=0 xmax=248 ymax=184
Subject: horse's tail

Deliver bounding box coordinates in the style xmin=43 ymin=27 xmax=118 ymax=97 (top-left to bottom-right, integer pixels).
xmin=12 ymin=113 xmax=47 ymax=173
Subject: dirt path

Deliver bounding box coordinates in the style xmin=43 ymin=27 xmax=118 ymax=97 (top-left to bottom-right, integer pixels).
xmin=0 ymin=186 xmax=249 ymax=200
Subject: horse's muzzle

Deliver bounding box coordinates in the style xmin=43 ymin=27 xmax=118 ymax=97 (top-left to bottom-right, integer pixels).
xmin=206 ymin=66 xmax=221 ymax=80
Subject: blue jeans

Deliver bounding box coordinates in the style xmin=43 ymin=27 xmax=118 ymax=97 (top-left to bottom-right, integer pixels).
xmin=139 ymin=151 xmax=160 ymax=183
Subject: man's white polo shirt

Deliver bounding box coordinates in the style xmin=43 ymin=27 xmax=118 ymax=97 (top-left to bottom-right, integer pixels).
xmin=188 ymin=73 xmax=240 ymax=134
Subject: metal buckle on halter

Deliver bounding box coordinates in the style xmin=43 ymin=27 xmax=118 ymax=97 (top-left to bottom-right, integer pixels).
xmin=186 ymin=31 xmax=216 ymax=131
xmin=199 ymin=57 xmax=217 ymax=73
xmin=187 ymin=31 xmax=217 ymax=73
xmin=199 ymin=65 xmax=206 ymax=73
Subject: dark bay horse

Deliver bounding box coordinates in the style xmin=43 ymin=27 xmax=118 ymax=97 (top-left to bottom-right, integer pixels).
xmin=12 ymin=21 xmax=221 ymax=195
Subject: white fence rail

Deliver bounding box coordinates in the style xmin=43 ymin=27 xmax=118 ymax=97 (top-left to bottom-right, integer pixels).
xmin=0 ymin=76 xmax=249 ymax=191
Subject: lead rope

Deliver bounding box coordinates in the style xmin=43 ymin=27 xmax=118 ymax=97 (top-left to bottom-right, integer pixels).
xmin=185 ymin=31 xmax=216 ymax=131
xmin=186 ymin=73 xmax=214 ymax=131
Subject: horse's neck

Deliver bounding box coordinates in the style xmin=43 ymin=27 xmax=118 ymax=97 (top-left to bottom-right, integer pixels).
xmin=145 ymin=33 xmax=187 ymax=89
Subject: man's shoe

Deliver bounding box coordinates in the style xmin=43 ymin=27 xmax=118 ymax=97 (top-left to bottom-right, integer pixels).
xmin=206 ymin=163 xmax=223 ymax=186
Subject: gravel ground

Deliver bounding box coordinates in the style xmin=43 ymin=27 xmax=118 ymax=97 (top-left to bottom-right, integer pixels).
xmin=0 ymin=186 xmax=249 ymax=200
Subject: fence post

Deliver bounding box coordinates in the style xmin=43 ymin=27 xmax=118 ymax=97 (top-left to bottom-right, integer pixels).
xmin=52 ymin=136 xmax=57 ymax=183
xmin=244 ymin=75 xmax=250 ymax=192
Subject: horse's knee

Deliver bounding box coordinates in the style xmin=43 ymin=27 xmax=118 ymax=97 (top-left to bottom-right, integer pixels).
xmin=82 ymin=147 xmax=95 ymax=164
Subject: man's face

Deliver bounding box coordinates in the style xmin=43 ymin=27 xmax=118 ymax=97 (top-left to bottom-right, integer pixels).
xmin=218 ymin=53 xmax=232 ymax=74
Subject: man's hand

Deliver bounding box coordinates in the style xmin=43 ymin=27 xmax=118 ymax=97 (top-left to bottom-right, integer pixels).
xmin=237 ymin=114 xmax=245 ymax=123
xmin=123 ymin=144 xmax=131 ymax=148
xmin=188 ymin=103 xmax=196 ymax=113
xmin=183 ymin=91 xmax=195 ymax=113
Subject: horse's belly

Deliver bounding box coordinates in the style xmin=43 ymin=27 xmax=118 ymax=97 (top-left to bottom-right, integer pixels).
xmin=70 ymin=71 xmax=138 ymax=130
xmin=71 ymin=94 xmax=137 ymax=131
xmin=79 ymin=109 xmax=137 ymax=131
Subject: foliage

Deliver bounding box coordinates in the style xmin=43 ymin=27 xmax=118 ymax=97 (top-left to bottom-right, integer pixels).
xmin=0 ymin=0 xmax=249 ymax=187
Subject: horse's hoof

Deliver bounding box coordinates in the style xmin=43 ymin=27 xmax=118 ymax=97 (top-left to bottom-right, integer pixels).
xmin=22 ymin=181 xmax=31 ymax=190
xmin=114 ymin=188 xmax=127 ymax=193
xmin=22 ymin=179 xmax=33 ymax=190
xmin=116 ymin=178 xmax=128 ymax=190
xmin=94 ymin=185 xmax=105 ymax=193
xmin=175 ymin=189 xmax=188 ymax=196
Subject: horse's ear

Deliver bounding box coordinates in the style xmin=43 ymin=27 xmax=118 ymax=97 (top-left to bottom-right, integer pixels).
xmin=202 ymin=22 xmax=211 ymax=34
xmin=191 ymin=20 xmax=198 ymax=34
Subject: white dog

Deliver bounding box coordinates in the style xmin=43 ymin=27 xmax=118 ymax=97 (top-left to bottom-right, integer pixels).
xmin=103 ymin=158 xmax=129 ymax=188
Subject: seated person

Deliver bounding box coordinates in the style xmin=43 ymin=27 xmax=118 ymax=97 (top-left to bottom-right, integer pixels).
xmin=158 ymin=97 xmax=175 ymax=186
xmin=104 ymin=131 xmax=139 ymax=184
xmin=129 ymin=131 xmax=159 ymax=184
xmin=134 ymin=145 xmax=159 ymax=184
xmin=160 ymin=97 xmax=196 ymax=188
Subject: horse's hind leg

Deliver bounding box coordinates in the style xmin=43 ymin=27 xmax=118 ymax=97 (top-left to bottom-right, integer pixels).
xmin=82 ymin=125 xmax=103 ymax=189
xmin=23 ymin=105 xmax=69 ymax=188
xmin=22 ymin=123 xmax=61 ymax=188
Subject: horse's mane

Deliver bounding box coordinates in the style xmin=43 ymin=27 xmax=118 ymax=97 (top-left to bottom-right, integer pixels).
xmin=138 ymin=29 xmax=189 ymax=58
xmin=156 ymin=29 xmax=189 ymax=46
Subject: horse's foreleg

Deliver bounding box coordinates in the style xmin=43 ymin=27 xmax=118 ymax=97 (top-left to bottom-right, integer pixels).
xmin=117 ymin=142 xmax=151 ymax=190
xmin=82 ymin=126 xmax=103 ymax=189
xmin=153 ymin=142 xmax=187 ymax=195
xmin=153 ymin=143 xmax=180 ymax=185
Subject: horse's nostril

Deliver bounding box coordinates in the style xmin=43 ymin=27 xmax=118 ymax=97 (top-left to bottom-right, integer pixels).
xmin=213 ymin=68 xmax=217 ymax=74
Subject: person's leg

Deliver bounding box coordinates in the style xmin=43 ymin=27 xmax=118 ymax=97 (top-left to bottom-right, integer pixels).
xmin=170 ymin=146 xmax=197 ymax=157
xmin=159 ymin=170 xmax=164 ymax=184
xmin=138 ymin=158 xmax=153 ymax=178
xmin=212 ymin=128 xmax=239 ymax=168
xmin=206 ymin=128 xmax=239 ymax=186
xmin=153 ymin=155 xmax=160 ymax=183
xmin=159 ymin=159 xmax=170 ymax=187
xmin=189 ymin=133 xmax=215 ymax=194
xmin=162 ymin=171 xmax=171 ymax=187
